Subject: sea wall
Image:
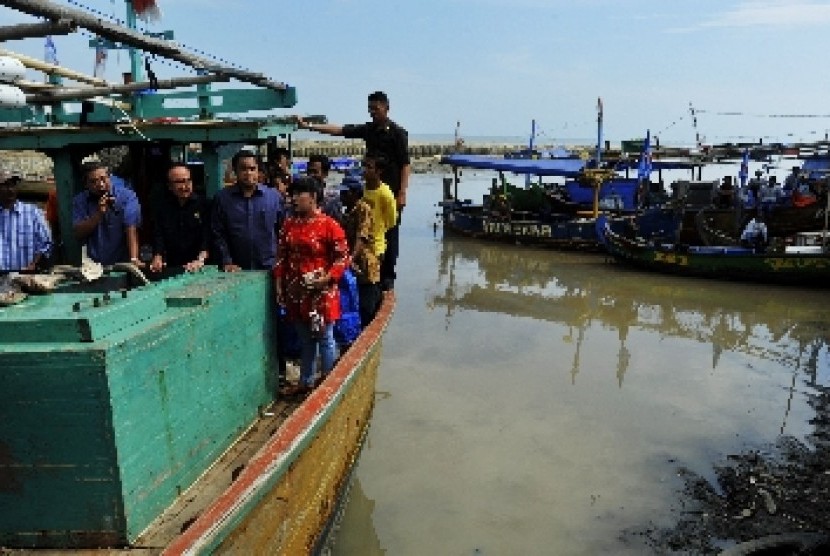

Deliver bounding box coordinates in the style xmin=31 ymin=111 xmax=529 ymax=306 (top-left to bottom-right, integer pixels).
xmin=0 ymin=142 xmax=528 ymax=180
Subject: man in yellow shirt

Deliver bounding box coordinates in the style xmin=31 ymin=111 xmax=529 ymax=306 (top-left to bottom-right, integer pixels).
xmin=361 ymin=153 xmax=397 ymax=266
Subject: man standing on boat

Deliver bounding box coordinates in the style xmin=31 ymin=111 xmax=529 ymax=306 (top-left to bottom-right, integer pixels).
xmin=339 ymin=173 xmax=381 ymax=327
xmin=295 ymin=90 xmax=410 ymax=291
xmin=72 ymin=161 xmax=142 ymax=266
xmin=308 ymin=154 xmax=343 ymax=224
xmin=0 ymin=172 xmax=52 ymax=272
xmin=149 ymin=164 xmax=210 ymax=274
xmin=212 ymin=150 xmax=284 ymax=271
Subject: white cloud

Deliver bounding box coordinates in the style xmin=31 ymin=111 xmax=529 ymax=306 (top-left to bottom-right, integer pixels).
xmin=702 ymin=0 xmax=830 ymax=28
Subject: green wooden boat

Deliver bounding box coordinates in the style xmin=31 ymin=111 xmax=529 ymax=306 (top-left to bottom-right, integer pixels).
xmin=0 ymin=1 xmax=395 ymax=553
xmin=599 ymin=217 xmax=830 ymax=287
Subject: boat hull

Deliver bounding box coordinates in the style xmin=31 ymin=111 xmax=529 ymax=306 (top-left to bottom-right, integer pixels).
xmin=164 ymin=292 xmax=395 ymax=555
xmin=1 ymin=276 xmax=395 ymax=555
xmin=443 ymin=204 xmax=632 ymax=252
xmin=601 ymin=225 xmax=830 ymax=287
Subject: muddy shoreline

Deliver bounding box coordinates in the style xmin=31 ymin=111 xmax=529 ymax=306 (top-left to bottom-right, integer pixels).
xmin=626 ymin=384 xmax=830 ymax=554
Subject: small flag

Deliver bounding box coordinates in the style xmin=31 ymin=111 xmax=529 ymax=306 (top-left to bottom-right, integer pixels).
xmin=637 ymin=129 xmax=652 ymax=182
xmin=44 ymin=35 xmax=58 ymax=65
xmin=597 ymin=97 xmax=603 ymax=118
xmin=132 ymin=0 xmax=162 ymax=22
xmin=93 ymin=37 xmax=107 ymax=78
xmin=739 ymin=148 xmax=749 ymax=188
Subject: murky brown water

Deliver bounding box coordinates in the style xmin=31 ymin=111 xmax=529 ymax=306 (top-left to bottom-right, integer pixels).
xmin=332 ymin=173 xmax=830 ymax=555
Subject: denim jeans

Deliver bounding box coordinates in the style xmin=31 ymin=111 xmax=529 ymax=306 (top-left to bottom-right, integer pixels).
xmin=294 ymin=321 xmax=337 ymax=387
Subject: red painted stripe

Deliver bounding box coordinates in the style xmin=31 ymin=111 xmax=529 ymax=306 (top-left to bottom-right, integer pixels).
xmin=163 ymin=291 xmax=395 ymax=555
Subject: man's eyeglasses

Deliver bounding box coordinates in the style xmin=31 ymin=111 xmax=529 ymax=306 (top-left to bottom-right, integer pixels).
xmin=170 ymin=178 xmax=192 ymax=185
xmin=87 ymin=175 xmax=109 ymax=185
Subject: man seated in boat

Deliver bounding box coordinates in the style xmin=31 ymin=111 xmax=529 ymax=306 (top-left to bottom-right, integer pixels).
xmin=715 ymin=176 xmax=735 ymax=208
xmin=740 ymin=213 xmax=768 ymax=251
xmin=759 ymin=176 xmax=780 ymax=213
xmin=783 ymin=166 xmax=801 ymax=195
xmin=0 ymin=172 xmax=52 ymax=272
xmin=72 ymin=161 xmax=142 ymax=266
xmin=792 ymin=180 xmax=818 ymax=208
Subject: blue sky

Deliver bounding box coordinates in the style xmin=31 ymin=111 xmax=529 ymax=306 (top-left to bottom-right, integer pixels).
xmin=3 ymin=0 xmax=830 ymax=145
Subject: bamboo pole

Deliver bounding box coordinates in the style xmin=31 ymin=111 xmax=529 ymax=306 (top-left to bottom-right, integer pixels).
xmin=26 ymin=74 xmax=230 ymax=103
xmin=0 ymin=18 xmax=75 ymax=41
xmin=3 ymin=0 xmax=288 ymax=91
xmin=0 ymin=47 xmax=107 ymax=86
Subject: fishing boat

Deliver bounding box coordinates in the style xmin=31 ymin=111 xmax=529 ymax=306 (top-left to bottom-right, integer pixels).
xmin=0 ymin=1 xmax=394 ymax=553
xmin=670 ymin=153 xmax=830 ymax=246
xmin=440 ymin=123 xmax=706 ymax=251
xmin=439 ymin=153 xmax=642 ymax=251
xmin=598 ymin=216 xmax=830 ymax=287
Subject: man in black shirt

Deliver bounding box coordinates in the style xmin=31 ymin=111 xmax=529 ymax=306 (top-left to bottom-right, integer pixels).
xmin=295 ymin=91 xmax=410 ymax=290
xmin=149 ymin=164 xmax=210 ymax=273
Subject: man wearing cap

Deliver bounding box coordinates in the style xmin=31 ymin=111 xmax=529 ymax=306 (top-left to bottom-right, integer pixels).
xmin=72 ymin=161 xmax=142 ymax=265
xmin=0 ymin=172 xmax=52 ymax=271
xmin=339 ymin=174 xmax=380 ymax=326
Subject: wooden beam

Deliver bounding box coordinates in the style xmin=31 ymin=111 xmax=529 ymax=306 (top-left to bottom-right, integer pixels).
xmin=0 ymin=18 xmax=75 ymax=41
xmin=0 ymin=48 xmax=108 ymax=86
xmin=3 ymin=0 xmax=289 ymax=92
xmin=26 ymin=74 xmax=231 ymax=103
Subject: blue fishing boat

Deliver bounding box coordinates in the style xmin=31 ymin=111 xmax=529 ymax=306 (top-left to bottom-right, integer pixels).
xmin=439 ymin=153 xmax=639 ymax=250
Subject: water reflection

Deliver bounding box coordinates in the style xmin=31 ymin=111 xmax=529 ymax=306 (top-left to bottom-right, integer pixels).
xmin=331 ymin=478 xmax=382 ymax=556
xmin=429 ymin=236 xmax=830 ymax=389
xmin=336 ymin=173 xmax=830 ymax=555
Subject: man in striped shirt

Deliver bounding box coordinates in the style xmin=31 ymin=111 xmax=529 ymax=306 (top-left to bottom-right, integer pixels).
xmin=0 ymin=173 xmax=52 ymax=272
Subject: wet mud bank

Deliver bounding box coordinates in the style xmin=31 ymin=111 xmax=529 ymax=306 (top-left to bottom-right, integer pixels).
xmin=626 ymin=384 xmax=830 ymax=554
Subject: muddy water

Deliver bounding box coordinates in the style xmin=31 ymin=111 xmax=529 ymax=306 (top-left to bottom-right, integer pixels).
xmin=332 ymin=172 xmax=830 ymax=555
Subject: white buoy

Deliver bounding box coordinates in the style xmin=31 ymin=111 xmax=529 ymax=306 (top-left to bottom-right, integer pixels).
xmin=0 ymin=83 xmax=26 ymax=108
xmin=0 ymin=56 xmax=26 ymax=84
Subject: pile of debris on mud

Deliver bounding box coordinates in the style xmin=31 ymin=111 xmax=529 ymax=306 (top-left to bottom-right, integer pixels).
xmin=628 ymin=385 xmax=830 ymax=555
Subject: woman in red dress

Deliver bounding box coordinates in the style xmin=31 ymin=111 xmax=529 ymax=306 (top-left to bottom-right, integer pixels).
xmin=274 ymin=177 xmax=349 ymax=397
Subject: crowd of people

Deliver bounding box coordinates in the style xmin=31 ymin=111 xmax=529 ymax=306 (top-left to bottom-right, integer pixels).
xmin=0 ymin=90 xmax=410 ymax=400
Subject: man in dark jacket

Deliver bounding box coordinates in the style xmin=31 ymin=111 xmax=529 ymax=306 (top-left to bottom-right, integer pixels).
xmin=149 ymin=163 xmax=210 ymax=273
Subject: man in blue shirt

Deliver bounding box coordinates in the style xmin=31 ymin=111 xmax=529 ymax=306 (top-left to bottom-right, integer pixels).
xmin=212 ymin=150 xmax=284 ymax=271
xmin=0 ymin=173 xmax=52 ymax=271
xmin=72 ymin=161 xmax=142 ymax=265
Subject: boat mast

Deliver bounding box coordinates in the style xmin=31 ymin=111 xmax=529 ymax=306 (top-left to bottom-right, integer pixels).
xmin=526 ymin=118 xmax=535 ymax=187
xmin=595 ymin=97 xmax=603 ymax=167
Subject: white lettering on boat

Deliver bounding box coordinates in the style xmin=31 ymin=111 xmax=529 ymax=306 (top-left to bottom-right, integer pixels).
xmin=483 ymin=221 xmax=552 ymax=237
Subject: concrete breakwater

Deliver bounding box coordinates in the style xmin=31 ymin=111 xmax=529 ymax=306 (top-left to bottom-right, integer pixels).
xmin=0 ymin=141 xmax=533 ymax=180
xmin=290 ymin=139 xmax=527 ymax=158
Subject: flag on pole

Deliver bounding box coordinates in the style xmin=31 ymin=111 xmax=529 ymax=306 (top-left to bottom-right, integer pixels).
xmin=132 ymin=0 xmax=162 ymax=22
xmin=637 ymin=129 xmax=652 ymax=182
xmin=44 ymin=35 xmax=58 ymax=65
xmin=93 ymin=37 xmax=107 ymax=78
xmin=597 ymin=97 xmax=603 ymax=118
xmin=739 ymin=148 xmax=749 ymax=188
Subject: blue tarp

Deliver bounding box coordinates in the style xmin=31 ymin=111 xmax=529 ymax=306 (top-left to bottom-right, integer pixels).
xmin=441 ymin=154 xmax=586 ymax=177
xmin=442 ymin=154 xmax=701 ymax=175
